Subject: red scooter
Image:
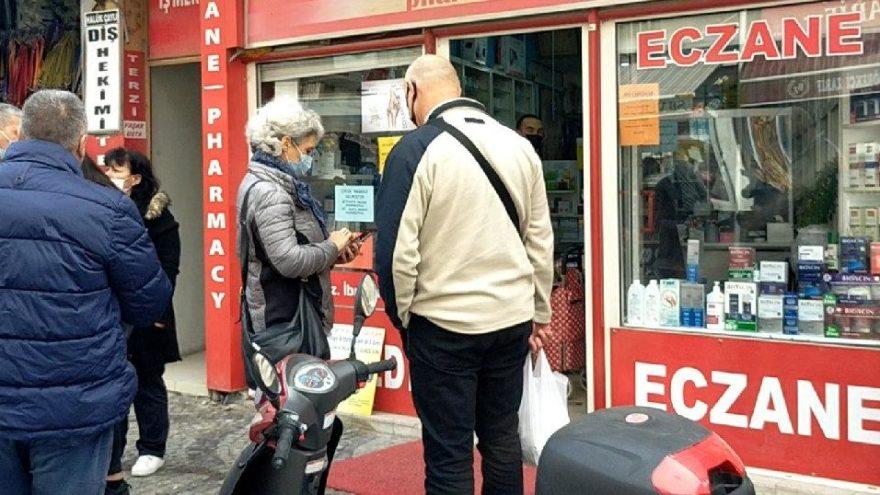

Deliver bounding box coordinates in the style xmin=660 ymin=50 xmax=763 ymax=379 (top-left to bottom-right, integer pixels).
xmin=220 ymin=275 xmax=396 ymax=495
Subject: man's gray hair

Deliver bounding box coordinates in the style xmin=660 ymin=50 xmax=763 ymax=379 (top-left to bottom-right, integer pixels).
xmin=21 ymin=90 xmax=87 ymax=152
xmin=246 ymin=95 xmax=324 ymax=156
xmin=0 ymin=103 xmax=22 ymax=128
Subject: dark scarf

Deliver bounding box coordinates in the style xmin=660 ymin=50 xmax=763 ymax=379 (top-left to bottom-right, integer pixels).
xmin=251 ymin=150 xmax=328 ymax=237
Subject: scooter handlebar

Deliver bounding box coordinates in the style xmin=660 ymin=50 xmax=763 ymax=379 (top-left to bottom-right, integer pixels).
xmin=364 ymin=358 xmax=397 ymax=375
xmin=272 ymin=421 xmax=297 ymax=470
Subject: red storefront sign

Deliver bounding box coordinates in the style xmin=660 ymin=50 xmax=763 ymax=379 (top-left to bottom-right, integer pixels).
xmin=333 ymin=306 xmax=415 ymax=416
xmin=637 ymin=12 xmax=864 ymax=69
xmin=123 ymin=50 xmax=147 ymax=153
xmin=330 ymin=271 xmax=413 ymax=415
xmin=246 ymin=0 xmax=584 ymax=46
xmin=85 ymin=134 xmax=125 ymax=166
xmin=201 ymin=0 xmax=249 ymax=392
xmin=330 ymin=271 xmax=386 ymax=312
xmin=149 ymin=0 xmax=200 ymax=59
xmin=611 ymin=328 xmax=880 ymax=485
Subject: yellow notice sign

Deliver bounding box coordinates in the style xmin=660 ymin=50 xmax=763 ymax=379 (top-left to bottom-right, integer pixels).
xmin=619 ymin=84 xmax=660 ymax=146
xmin=377 ymin=135 xmax=403 ymax=174
xmin=328 ymin=325 xmax=387 ymax=416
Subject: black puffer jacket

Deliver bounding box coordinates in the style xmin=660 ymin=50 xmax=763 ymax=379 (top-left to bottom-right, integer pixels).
xmin=130 ymin=191 xmax=182 ymax=370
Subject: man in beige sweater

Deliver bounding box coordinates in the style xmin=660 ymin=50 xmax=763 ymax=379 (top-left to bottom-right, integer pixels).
xmin=375 ymin=55 xmax=555 ymax=495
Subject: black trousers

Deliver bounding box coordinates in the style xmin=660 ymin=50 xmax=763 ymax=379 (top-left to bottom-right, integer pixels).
xmin=108 ymin=364 xmax=169 ymax=475
xmin=406 ymin=314 xmax=531 ymax=495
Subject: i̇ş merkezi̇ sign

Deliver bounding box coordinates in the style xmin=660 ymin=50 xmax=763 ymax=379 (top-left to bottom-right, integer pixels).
xmin=637 ymin=12 xmax=865 ymax=70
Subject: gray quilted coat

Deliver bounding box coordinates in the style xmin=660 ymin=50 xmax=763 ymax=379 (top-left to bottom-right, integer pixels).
xmin=236 ymin=162 xmax=339 ymax=333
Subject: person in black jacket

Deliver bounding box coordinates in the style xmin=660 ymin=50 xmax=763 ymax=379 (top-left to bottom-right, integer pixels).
xmin=104 ymin=149 xmax=181 ymax=493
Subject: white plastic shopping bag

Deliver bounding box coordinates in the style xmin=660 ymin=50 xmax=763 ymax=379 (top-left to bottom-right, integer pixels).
xmin=518 ymin=349 xmax=570 ymax=465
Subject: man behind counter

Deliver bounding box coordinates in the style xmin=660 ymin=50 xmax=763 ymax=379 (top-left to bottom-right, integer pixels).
xmin=517 ymin=113 xmax=544 ymax=158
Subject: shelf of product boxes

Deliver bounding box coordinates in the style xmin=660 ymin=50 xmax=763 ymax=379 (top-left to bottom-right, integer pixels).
xmin=625 ymin=244 xmax=880 ymax=344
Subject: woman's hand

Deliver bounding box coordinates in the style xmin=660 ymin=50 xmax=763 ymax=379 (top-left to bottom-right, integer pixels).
xmin=337 ymin=241 xmax=362 ymax=264
xmin=329 ymin=228 xmax=353 ymax=253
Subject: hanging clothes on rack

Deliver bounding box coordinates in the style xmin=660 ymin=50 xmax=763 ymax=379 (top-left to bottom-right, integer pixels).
xmin=38 ymin=31 xmax=75 ymax=90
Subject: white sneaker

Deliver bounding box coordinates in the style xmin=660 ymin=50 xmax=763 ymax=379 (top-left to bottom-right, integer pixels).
xmin=131 ymin=455 xmax=165 ymax=477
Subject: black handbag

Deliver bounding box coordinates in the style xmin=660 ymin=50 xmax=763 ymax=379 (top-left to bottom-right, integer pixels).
xmin=238 ymin=181 xmax=331 ymax=389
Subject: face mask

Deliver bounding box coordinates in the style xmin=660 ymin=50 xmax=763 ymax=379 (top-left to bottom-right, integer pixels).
xmin=110 ymin=177 xmax=129 ymax=194
xmin=291 ymin=153 xmax=313 ymax=177
xmin=289 ymin=141 xmax=313 ymax=177
xmin=525 ymin=134 xmax=544 ymax=157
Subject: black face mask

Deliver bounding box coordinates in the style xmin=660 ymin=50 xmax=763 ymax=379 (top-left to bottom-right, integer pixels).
xmin=525 ymin=134 xmax=544 ymax=157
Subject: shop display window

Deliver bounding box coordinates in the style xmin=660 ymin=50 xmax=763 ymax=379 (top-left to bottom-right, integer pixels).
xmin=257 ymin=47 xmax=422 ymax=244
xmin=616 ymin=4 xmax=880 ymax=342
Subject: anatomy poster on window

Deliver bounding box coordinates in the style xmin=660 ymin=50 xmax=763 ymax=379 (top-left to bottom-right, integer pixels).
xmin=361 ymin=79 xmax=415 ymax=133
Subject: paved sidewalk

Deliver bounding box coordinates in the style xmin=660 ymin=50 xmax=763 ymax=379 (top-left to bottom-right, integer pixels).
xmin=122 ymin=392 xmax=408 ymax=494
xmin=126 ymin=392 xmax=878 ymax=495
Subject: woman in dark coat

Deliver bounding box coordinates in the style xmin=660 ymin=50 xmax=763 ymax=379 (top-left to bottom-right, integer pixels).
xmin=104 ymin=148 xmax=181 ymax=494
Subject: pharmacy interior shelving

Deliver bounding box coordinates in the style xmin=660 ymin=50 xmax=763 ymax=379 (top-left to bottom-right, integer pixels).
xmin=838 ymin=94 xmax=880 ymax=238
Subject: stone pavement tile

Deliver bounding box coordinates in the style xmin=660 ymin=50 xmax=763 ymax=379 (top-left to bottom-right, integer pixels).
xmin=122 ymin=393 xmax=406 ymax=495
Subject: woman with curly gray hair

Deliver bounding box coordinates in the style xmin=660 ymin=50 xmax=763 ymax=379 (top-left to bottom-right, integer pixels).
xmin=237 ymin=96 xmax=359 ymax=494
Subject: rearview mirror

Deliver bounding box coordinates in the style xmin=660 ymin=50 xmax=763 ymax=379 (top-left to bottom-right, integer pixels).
xmin=355 ymin=275 xmax=379 ymax=320
xmin=252 ymin=352 xmax=281 ymax=399
xmin=350 ymin=275 xmax=379 ymax=360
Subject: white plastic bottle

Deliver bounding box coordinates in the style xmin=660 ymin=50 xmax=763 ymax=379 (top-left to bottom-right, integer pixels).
xmin=643 ymin=280 xmax=661 ymax=327
xmin=626 ymin=280 xmax=645 ymax=325
xmin=706 ymin=281 xmax=725 ymax=331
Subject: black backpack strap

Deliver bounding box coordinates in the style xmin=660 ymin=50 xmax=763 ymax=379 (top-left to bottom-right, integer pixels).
xmin=427 ymin=118 xmax=522 ymax=239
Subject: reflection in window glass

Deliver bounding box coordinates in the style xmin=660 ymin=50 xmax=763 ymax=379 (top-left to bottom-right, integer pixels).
xmin=617 ymin=6 xmax=880 ymax=339
xmin=258 ymin=49 xmax=420 ymax=237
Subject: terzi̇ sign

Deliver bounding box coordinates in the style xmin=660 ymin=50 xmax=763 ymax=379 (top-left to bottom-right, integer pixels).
xmin=637 ymin=12 xmax=864 ymax=70
xmin=83 ymin=9 xmax=122 ymax=133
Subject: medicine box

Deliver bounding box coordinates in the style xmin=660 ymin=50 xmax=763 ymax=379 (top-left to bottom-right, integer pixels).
xmin=659 ymin=279 xmax=682 ymax=328
xmin=798 ymin=299 xmax=825 ymax=335
xmin=724 ymin=281 xmax=757 ymax=332
xmin=759 ymin=261 xmax=788 ymax=283
xmin=729 ymin=247 xmax=756 ymax=268
xmin=758 ymin=295 xmax=784 ymax=333
xmin=798 ymin=246 xmax=825 ymax=262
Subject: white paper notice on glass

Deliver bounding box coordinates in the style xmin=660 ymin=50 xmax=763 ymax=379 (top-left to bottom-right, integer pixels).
xmin=335 ymin=185 xmax=374 ymax=223
xmin=361 ymin=79 xmax=415 ymax=134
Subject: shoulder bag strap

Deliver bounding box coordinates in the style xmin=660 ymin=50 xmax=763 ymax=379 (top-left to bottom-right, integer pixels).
xmin=238 ymin=181 xmax=324 ymax=326
xmin=238 ymin=181 xmax=263 ymax=335
xmin=427 ymin=118 xmax=522 ymax=240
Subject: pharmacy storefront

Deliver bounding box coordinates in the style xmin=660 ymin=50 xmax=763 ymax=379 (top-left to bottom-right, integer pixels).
xmin=197 ymin=0 xmax=596 ymax=416
xmin=171 ymin=0 xmax=880 ymax=488
xmin=599 ymin=0 xmax=880 ymax=487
